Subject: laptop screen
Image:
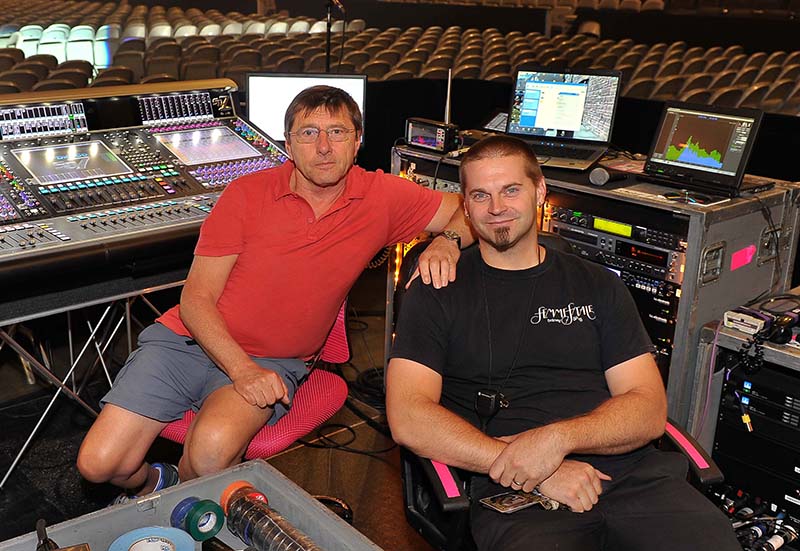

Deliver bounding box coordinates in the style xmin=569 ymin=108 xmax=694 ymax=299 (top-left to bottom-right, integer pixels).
xmin=644 ymin=103 xmax=762 ymax=196
xmin=506 ymin=68 xmax=621 ymax=144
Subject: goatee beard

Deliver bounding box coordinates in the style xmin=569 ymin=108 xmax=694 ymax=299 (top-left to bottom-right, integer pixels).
xmin=491 ymin=227 xmax=512 ymax=252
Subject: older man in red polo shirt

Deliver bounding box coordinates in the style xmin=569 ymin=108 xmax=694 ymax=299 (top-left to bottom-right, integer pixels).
xmin=77 ymin=85 xmax=470 ymax=502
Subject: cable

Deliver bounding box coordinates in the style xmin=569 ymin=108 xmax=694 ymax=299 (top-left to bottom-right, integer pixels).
xmin=432 ymin=153 xmax=445 ymax=191
xmin=366 ymin=247 xmax=390 ymax=269
xmin=298 ymin=424 xmax=396 ymax=459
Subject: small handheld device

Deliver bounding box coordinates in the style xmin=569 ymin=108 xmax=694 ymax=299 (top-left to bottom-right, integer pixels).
xmin=405 ymin=117 xmax=460 ymax=153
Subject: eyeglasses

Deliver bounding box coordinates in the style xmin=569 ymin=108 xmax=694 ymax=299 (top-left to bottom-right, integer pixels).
xmin=289 ymin=127 xmax=356 ymax=144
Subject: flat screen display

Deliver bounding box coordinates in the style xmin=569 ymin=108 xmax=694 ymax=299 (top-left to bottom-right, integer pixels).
xmin=12 ymin=141 xmax=132 ymax=185
xmin=155 ymin=126 xmax=261 ymax=166
xmin=507 ymin=68 xmax=620 ymax=143
xmin=647 ymin=106 xmax=757 ymax=178
xmin=643 ymin=103 xmax=762 ymax=197
xmin=246 ymin=73 xmax=367 ymax=143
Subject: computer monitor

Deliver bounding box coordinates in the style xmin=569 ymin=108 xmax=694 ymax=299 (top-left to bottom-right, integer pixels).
xmin=246 ymin=73 xmax=367 ymax=143
xmin=644 ymin=103 xmax=762 ymax=197
xmin=506 ymin=67 xmax=621 ymax=144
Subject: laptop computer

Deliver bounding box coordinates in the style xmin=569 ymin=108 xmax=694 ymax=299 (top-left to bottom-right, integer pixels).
xmin=641 ymin=102 xmax=763 ymax=198
xmin=505 ymin=67 xmax=622 ymax=171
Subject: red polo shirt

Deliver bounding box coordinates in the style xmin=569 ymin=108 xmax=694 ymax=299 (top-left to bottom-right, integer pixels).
xmin=157 ymin=160 xmax=441 ymax=358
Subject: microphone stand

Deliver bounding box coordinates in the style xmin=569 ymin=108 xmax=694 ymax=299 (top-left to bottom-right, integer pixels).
xmin=325 ymin=0 xmax=333 ymax=73
xmin=324 ymin=0 xmax=345 ymax=73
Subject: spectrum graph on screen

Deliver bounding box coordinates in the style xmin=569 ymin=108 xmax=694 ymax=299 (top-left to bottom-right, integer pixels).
xmin=665 ymin=136 xmax=723 ymax=169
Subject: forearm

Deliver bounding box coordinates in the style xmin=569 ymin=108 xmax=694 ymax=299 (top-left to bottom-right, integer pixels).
xmin=179 ymin=294 xmax=252 ymax=378
xmin=551 ymin=390 xmax=667 ymax=456
xmin=389 ymin=397 xmax=505 ymax=473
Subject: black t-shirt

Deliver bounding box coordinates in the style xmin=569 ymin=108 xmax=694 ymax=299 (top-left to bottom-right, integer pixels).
xmin=390 ymin=245 xmax=656 ymax=475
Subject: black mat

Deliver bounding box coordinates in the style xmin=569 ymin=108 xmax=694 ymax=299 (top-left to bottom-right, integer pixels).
xmin=0 ymin=392 xmax=181 ymax=541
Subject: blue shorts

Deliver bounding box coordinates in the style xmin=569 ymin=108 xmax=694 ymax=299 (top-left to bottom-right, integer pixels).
xmin=101 ymin=323 xmax=309 ymax=424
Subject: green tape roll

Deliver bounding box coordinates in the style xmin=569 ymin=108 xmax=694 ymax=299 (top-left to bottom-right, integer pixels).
xmin=185 ymin=499 xmax=224 ymax=541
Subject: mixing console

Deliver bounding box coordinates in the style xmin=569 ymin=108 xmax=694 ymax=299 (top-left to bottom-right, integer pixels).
xmin=0 ymin=79 xmax=289 ymax=315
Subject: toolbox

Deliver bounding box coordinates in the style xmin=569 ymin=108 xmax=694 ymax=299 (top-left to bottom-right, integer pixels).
xmin=0 ymin=460 xmax=383 ymax=551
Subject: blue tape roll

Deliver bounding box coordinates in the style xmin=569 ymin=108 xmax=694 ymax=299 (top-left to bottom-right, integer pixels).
xmin=108 ymin=527 xmax=194 ymax=551
xmin=170 ymin=497 xmax=200 ymax=530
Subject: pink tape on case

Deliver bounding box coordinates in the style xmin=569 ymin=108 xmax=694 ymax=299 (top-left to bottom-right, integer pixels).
xmin=730 ymin=245 xmax=757 ymax=271
xmin=432 ymin=460 xmax=461 ymax=498
xmin=665 ymin=424 xmax=709 ymax=469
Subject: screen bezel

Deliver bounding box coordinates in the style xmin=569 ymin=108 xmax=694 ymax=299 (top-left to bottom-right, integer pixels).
xmin=245 ymin=72 xmax=367 ymax=144
xmin=505 ymin=65 xmax=622 ymax=145
xmin=643 ymin=102 xmax=763 ymax=197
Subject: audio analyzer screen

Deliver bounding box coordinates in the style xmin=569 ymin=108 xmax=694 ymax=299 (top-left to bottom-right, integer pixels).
xmin=648 ymin=107 xmax=756 ymax=177
xmin=156 ymin=126 xmax=261 ymax=166
xmin=12 ymin=141 xmax=132 ymax=185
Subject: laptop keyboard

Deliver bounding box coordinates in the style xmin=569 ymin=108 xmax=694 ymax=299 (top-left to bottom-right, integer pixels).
xmin=532 ymin=145 xmax=596 ymax=160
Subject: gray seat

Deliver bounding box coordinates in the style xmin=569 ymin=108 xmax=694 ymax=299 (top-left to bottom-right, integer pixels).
xmin=145 ymin=56 xmax=179 ymax=80
xmin=680 ymin=88 xmax=712 ymax=104
xmin=708 ymin=86 xmax=745 ymax=107
xmin=0 ymin=81 xmax=21 ymax=94
xmin=180 ymin=60 xmax=217 ymax=80
xmin=738 ymin=83 xmax=772 ymax=109
xmin=419 ymin=66 xmax=450 ymax=79
xmin=709 ymin=69 xmax=737 ymax=88
xmin=632 ymin=61 xmax=659 ymax=79
xmin=730 ymin=67 xmax=759 ymax=87
xmin=89 ymin=75 xmax=130 ymax=87
xmin=680 ymin=73 xmax=713 ymax=94
xmin=650 ymin=75 xmax=686 ymax=100
xmin=140 ymin=73 xmax=177 ymax=84
xmin=13 ymin=61 xmax=49 ymax=80
xmin=360 ymin=60 xmax=391 ymax=79
xmin=274 ymin=55 xmax=304 ymax=72
xmin=95 ymin=65 xmax=133 ymax=83
xmin=0 ymin=68 xmax=39 ymax=91
xmin=759 ymin=79 xmax=797 ymax=112
xmin=623 ymin=77 xmax=657 ymax=99
xmin=47 ymin=68 xmax=89 ymax=87
xmin=32 ymin=78 xmax=77 ymax=91
xmin=113 ymin=51 xmax=145 ymax=82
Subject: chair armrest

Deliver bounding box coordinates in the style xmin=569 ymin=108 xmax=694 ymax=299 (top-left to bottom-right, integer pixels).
xmin=401 ymin=448 xmax=470 ymax=513
xmin=418 ymin=456 xmax=471 ymax=513
xmin=400 ymin=448 xmax=472 ymax=551
xmin=662 ymin=419 xmax=724 ymax=488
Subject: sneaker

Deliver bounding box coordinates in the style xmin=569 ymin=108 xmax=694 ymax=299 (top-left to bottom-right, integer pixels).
xmin=109 ymin=462 xmax=180 ymax=506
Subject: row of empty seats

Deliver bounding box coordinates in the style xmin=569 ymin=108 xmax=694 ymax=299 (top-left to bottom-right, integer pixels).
xmin=0 ymin=16 xmax=367 ymax=70
xmin=0 ymin=50 xmax=93 ymax=93
xmin=381 ymin=0 xmax=800 ymax=12
xmin=2 ymin=12 xmax=800 ymax=114
xmin=383 ymin=0 xmax=665 ymax=9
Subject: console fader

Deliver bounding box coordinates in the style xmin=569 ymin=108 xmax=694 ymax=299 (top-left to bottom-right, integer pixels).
xmin=0 ymin=79 xmax=289 ymax=310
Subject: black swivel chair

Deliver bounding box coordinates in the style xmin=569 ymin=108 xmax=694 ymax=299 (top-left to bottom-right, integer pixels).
xmin=393 ymin=234 xmax=724 ymax=551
